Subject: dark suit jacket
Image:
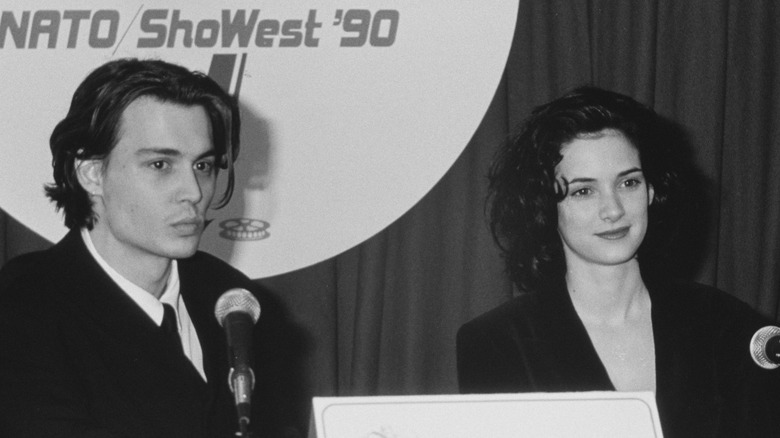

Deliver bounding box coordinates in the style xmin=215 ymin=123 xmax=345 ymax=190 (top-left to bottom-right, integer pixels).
xmin=457 ymin=277 xmax=780 ymax=438
xmin=0 ymin=229 xmax=299 ymax=438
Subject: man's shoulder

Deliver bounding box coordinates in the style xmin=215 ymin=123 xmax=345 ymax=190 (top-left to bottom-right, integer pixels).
xmin=180 ymin=250 xmax=250 ymax=282
xmin=183 ymin=250 xmax=234 ymax=268
xmin=0 ymin=247 xmax=55 ymax=293
xmin=1 ymin=249 xmax=48 ymax=272
xmin=0 ymin=229 xmax=89 ymax=290
xmin=177 ymin=250 xmax=266 ymax=304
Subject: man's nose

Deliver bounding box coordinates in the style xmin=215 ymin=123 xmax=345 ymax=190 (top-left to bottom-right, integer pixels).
xmin=177 ymin=169 xmax=203 ymax=204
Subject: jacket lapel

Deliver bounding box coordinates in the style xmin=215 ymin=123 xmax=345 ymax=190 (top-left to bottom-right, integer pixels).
xmin=178 ymin=269 xmax=230 ymax=389
xmin=534 ymin=278 xmax=615 ymax=390
xmin=49 ymin=230 xmax=208 ymax=388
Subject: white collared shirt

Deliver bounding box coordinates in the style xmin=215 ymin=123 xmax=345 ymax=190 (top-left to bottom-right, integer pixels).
xmin=81 ymin=228 xmax=207 ymax=381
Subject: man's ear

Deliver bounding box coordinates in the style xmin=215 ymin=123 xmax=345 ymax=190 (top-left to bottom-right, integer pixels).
xmin=75 ymin=159 xmax=104 ymax=196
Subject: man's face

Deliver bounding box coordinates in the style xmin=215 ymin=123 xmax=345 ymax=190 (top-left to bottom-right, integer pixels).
xmin=88 ymin=97 xmax=217 ymax=269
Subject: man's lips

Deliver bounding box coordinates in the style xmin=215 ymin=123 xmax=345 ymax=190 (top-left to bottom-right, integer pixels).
xmin=171 ymin=218 xmax=204 ymax=235
xmin=595 ymin=226 xmax=630 ymax=240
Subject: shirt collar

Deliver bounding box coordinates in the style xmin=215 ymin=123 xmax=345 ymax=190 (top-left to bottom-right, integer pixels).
xmin=80 ymin=227 xmax=181 ymax=325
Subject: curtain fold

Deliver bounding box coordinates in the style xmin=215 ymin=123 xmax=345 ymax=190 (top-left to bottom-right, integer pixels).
xmin=718 ymin=0 xmax=780 ymax=315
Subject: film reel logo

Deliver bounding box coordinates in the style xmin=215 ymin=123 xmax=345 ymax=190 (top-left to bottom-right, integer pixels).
xmin=219 ymin=218 xmax=270 ymax=241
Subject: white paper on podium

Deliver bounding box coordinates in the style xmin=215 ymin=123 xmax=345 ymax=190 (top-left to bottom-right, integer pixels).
xmin=310 ymin=391 xmax=664 ymax=438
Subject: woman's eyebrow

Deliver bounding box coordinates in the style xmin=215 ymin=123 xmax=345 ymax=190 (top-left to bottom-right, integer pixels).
xmin=563 ymin=167 xmax=643 ymax=184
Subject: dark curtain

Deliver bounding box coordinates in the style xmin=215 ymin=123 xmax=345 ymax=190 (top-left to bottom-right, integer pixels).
xmin=2 ymin=0 xmax=779 ymax=434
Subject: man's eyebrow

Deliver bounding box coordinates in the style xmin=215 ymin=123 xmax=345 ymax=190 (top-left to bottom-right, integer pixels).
xmin=135 ymin=148 xmax=217 ymax=160
xmin=196 ymin=150 xmax=218 ymax=160
xmin=563 ymin=167 xmax=643 ymax=184
xmin=135 ymin=148 xmax=182 ymax=157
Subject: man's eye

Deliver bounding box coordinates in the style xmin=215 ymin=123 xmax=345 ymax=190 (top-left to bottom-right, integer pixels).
xmin=150 ymin=161 xmax=170 ymax=170
xmin=195 ymin=161 xmax=214 ymax=172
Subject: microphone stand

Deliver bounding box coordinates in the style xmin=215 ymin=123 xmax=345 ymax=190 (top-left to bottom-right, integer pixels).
xmin=235 ymin=422 xmax=252 ymax=437
xmin=214 ymin=289 xmax=262 ymax=438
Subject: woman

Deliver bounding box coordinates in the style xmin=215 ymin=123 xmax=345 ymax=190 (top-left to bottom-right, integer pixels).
xmin=456 ymin=86 xmax=779 ymax=437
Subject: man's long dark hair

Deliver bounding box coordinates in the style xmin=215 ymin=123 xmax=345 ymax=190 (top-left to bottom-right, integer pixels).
xmin=46 ymin=58 xmax=241 ymax=229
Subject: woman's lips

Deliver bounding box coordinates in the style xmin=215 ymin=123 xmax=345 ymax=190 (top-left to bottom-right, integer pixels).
xmin=595 ymin=226 xmax=630 ymax=240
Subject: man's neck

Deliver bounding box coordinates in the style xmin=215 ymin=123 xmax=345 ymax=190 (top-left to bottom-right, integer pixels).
xmin=86 ymin=228 xmax=172 ymax=298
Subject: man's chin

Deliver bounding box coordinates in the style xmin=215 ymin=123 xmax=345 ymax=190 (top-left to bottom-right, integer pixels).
xmin=165 ymin=239 xmax=202 ymax=260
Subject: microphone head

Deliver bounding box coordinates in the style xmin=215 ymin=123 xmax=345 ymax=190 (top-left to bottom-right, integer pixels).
xmin=215 ymin=288 xmax=261 ymax=327
xmin=750 ymin=325 xmax=780 ymax=369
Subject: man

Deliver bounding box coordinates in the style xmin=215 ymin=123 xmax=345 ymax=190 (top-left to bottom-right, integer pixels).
xmin=0 ymin=59 xmax=299 ymax=437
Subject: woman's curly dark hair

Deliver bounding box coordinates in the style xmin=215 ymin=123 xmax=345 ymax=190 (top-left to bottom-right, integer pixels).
xmin=487 ymin=86 xmax=692 ymax=293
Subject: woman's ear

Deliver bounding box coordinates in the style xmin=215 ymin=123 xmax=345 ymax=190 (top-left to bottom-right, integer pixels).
xmin=648 ymin=184 xmax=655 ymax=205
xmin=75 ymin=159 xmax=104 ymax=197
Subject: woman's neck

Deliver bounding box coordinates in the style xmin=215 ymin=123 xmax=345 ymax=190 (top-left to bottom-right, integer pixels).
xmin=565 ymin=259 xmax=649 ymax=325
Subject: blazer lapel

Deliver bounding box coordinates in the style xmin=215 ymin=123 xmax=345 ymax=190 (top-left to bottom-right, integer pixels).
xmin=50 ymin=230 xmax=208 ymax=388
xmin=177 ymin=261 xmax=233 ymax=402
xmin=535 ymin=279 xmax=615 ymax=390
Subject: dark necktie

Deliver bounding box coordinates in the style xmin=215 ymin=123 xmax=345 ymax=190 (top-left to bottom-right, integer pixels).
xmin=161 ymin=303 xmax=185 ymax=355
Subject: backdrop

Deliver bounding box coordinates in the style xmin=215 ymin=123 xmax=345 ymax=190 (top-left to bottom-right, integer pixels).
xmin=2 ymin=1 xmax=779 ymax=436
xmin=0 ymin=1 xmax=517 ymax=278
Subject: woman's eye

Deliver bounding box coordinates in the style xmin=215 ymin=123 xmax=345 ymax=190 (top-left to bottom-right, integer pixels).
xmin=622 ymin=178 xmax=642 ymax=188
xmin=571 ymin=187 xmax=592 ymax=197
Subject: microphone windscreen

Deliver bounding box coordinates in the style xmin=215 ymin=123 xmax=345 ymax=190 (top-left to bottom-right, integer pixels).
xmin=750 ymin=325 xmax=780 ymax=370
xmin=215 ymin=288 xmax=261 ymax=326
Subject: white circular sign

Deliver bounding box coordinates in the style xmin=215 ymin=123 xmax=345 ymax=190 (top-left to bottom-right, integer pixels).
xmin=1 ymin=1 xmax=517 ymax=278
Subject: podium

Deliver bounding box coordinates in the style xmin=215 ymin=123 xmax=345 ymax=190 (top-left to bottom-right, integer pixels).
xmin=310 ymin=391 xmax=663 ymax=438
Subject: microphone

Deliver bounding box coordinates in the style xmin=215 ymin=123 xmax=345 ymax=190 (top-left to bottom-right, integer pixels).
xmin=214 ymin=288 xmax=262 ymax=435
xmin=749 ymin=326 xmax=780 ymax=370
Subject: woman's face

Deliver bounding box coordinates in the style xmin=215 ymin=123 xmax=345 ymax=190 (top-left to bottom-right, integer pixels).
xmin=555 ymin=129 xmax=654 ymax=269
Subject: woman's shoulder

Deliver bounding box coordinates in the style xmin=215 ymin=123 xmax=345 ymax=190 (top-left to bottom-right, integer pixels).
xmin=648 ymin=278 xmax=775 ymax=330
xmin=459 ymin=287 xmax=564 ymax=339
xmin=650 ymin=279 xmax=760 ymax=310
